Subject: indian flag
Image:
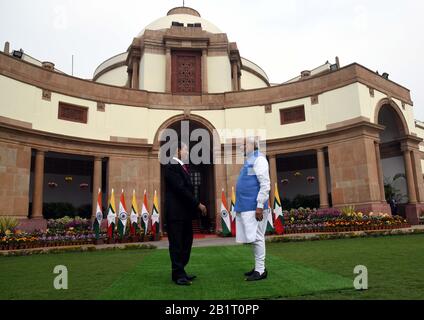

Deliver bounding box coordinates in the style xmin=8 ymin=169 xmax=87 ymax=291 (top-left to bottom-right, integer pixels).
xmin=93 ymin=188 xmax=103 ymax=240
xmin=151 ymin=190 xmax=160 ymax=238
xmin=107 ymin=189 xmax=117 ymax=239
xmin=266 ymin=198 xmax=275 ymax=234
xmin=221 ymin=189 xmax=232 ymax=237
xmin=230 ymin=187 xmax=236 ymax=237
xmin=117 ymin=190 xmax=128 ymax=239
xmin=141 ymin=190 xmax=150 ymax=236
xmin=130 ymin=190 xmax=139 ymax=236
xmin=274 ymin=183 xmax=285 ymax=235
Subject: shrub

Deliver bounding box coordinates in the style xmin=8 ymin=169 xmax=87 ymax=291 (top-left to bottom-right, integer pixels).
xmin=0 ymin=217 xmax=20 ymax=235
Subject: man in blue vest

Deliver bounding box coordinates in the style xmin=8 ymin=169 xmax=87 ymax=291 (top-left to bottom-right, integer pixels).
xmin=234 ymin=137 xmax=271 ymax=281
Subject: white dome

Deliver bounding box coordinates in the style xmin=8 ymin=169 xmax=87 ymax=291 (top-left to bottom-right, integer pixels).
xmin=137 ymin=7 xmax=223 ymax=36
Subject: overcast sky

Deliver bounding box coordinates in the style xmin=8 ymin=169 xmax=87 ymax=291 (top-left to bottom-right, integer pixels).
xmin=1 ymin=0 xmax=423 ymax=120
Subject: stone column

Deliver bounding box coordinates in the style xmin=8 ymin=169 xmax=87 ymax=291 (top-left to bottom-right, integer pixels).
xmin=404 ymin=150 xmax=417 ymax=204
xmin=317 ymin=148 xmax=329 ymax=208
xmin=231 ymin=62 xmax=238 ymax=91
xmin=269 ymin=154 xmax=278 ymax=205
xmin=131 ymin=60 xmax=139 ymax=89
xmin=374 ymin=141 xmax=386 ymax=202
xmin=91 ymin=157 xmax=102 ymax=218
xmin=32 ymin=150 xmax=45 ymax=219
xmin=165 ymin=48 xmax=172 ymax=93
xmin=412 ymin=150 xmax=424 ymax=203
xmin=201 ymin=49 xmax=208 ymax=94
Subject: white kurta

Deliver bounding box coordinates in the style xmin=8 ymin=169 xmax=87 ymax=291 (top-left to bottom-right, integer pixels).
xmin=235 ymin=154 xmax=271 ymax=274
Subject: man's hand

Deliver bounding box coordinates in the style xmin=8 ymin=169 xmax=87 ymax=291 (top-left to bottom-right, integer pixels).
xmin=255 ymin=208 xmax=264 ymax=221
xmin=198 ymin=203 xmax=208 ymax=216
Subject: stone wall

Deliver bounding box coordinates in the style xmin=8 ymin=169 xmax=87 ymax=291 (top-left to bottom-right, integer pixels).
xmin=0 ymin=142 xmax=31 ymax=218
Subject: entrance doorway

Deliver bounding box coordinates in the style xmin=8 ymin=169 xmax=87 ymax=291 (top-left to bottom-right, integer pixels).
xmin=159 ymin=120 xmax=216 ymax=234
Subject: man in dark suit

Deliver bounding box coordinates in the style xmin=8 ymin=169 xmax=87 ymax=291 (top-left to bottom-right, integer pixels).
xmin=164 ymin=141 xmax=207 ymax=286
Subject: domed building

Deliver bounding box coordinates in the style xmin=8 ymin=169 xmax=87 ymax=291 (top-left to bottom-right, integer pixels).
xmin=1 ymin=6 xmax=423 ymax=232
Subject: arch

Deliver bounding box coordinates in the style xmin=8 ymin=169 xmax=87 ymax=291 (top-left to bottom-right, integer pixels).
xmin=374 ymin=98 xmax=410 ymax=136
xmin=152 ymin=113 xmax=218 ymax=150
xmin=155 ymin=113 xmax=219 ymax=234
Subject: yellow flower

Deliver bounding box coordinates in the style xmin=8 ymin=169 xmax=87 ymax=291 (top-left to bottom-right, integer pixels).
xmin=5 ymin=230 xmax=12 ymax=236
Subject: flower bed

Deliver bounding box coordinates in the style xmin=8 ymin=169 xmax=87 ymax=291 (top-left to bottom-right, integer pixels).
xmin=282 ymin=208 xmax=410 ymax=234
xmin=0 ymin=216 xmax=159 ymax=251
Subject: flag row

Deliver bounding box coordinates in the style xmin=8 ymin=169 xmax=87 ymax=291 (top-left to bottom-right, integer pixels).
xmin=220 ymin=183 xmax=285 ymax=237
xmin=93 ymin=189 xmax=160 ymax=240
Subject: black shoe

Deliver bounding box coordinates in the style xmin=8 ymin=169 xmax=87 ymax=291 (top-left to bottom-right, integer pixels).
xmin=185 ymin=274 xmax=197 ymax=281
xmin=244 ymin=269 xmax=255 ymax=277
xmin=246 ymin=270 xmax=268 ymax=282
xmin=245 ymin=268 xmax=267 ymax=277
xmin=175 ymin=278 xmax=192 ymax=286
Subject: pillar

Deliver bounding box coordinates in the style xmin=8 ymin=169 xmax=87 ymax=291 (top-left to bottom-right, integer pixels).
xmin=32 ymin=150 xmax=45 ymax=219
xmin=269 ymin=154 xmax=278 ymax=205
xmin=317 ymin=148 xmax=329 ymax=208
xmin=374 ymin=141 xmax=386 ymax=202
xmin=202 ymin=49 xmax=208 ymax=94
xmin=131 ymin=60 xmax=139 ymax=89
xmin=404 ymin=149 xmax=417 ymax=204
xmin=412 ymin=150 xmax=424 ymax=202
xmin=91 ymin=157 xmax=102 ymax=218
xmin=165 ymin=48 xmax=172 ymax=93
xmin=231 ymin=62 xmax=238 ymax=91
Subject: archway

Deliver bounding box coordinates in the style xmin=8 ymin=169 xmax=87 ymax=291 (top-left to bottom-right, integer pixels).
xmin=156 ymin=115 xmax=217 ymax=235
xmin=376 ymin=99 xmax=409 ymax=215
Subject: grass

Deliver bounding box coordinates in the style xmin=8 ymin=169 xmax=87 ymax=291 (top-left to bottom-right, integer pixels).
xmin=0 ymin=234 xmax=423 ymax=300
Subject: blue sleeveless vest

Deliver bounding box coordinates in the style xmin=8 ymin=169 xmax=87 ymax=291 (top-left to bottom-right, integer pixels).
xmin=234 ymin=150 xmax=269 ymax=212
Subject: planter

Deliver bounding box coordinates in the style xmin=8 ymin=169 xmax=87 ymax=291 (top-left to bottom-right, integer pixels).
xmin=94 ymin=239 xmax=104 ymax=245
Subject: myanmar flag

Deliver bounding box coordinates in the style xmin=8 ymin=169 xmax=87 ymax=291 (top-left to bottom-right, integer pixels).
xmin=151 ymin=191 xmax=160 ymax=238
xmin=117 ymin=190 xmax=128 ymax=239
xmin=107 ymin=189 xmax=117 ymax=239
xmin=273 ymin=183 xmax=285 ymax=235
xmin=130 ymin=190 xmax=139 ymax=236
xmin=141 ymin=190 xmax=150 ymax=236
xmin=230 ymin=187 xmax=236 ymax=237
xmin=221 ymin=189 xmax=232 ymax=237
xmin=266 ymin=198 xmax=275 ymax=234
xmin=93 ymin=188 xmax=103 ymax=240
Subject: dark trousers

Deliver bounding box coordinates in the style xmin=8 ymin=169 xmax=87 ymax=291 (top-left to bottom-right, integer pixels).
xmin=167 ymin=219 xmax=194 ymax=280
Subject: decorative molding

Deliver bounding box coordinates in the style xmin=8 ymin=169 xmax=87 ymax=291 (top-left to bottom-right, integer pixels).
xmin=97 ymin=102 xmax=105 ymax=112
xmin=369 ymin=87 xmax=375 ymax=97
xmin=326 ymin=116 xmax=371 ymax=130
xmin=0 ymin=52 xmax=413 ymax=110
xmin=264 ymin=104 xmax=272 ymax=113
xmin=311 ymin=95 xmax=319 ymax=105
xmin=42 ymin=89 xmax=51 ymax=101
xmin=0 ymin=116 xmax=32 ymax=129
xmin=110 ymin=136 xmax=148 ymax=144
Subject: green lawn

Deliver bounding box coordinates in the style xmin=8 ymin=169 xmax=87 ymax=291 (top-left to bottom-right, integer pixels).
xmin=0 ymin=234 xmax=423 ymax=300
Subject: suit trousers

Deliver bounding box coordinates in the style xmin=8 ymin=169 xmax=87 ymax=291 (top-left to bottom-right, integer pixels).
xmin=167 ymin=219 xmax=194 ymax=280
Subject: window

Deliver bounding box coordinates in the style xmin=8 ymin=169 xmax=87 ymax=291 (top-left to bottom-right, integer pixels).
xmin=280 ymin=105 xmax=305 ymax=125
xmin=171 ymin=50 xmax=202 ymax=94
xmin=58 ymin=102 xmax=88 ymax=124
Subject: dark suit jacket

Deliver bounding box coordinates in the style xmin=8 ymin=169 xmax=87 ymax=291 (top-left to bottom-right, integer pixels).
xmin=164 ymin=160 xmax=200 ymax=221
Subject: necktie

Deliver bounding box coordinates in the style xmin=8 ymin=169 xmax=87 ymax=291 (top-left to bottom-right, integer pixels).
xmin=183 ymin=164 xmax=190 ymax=175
